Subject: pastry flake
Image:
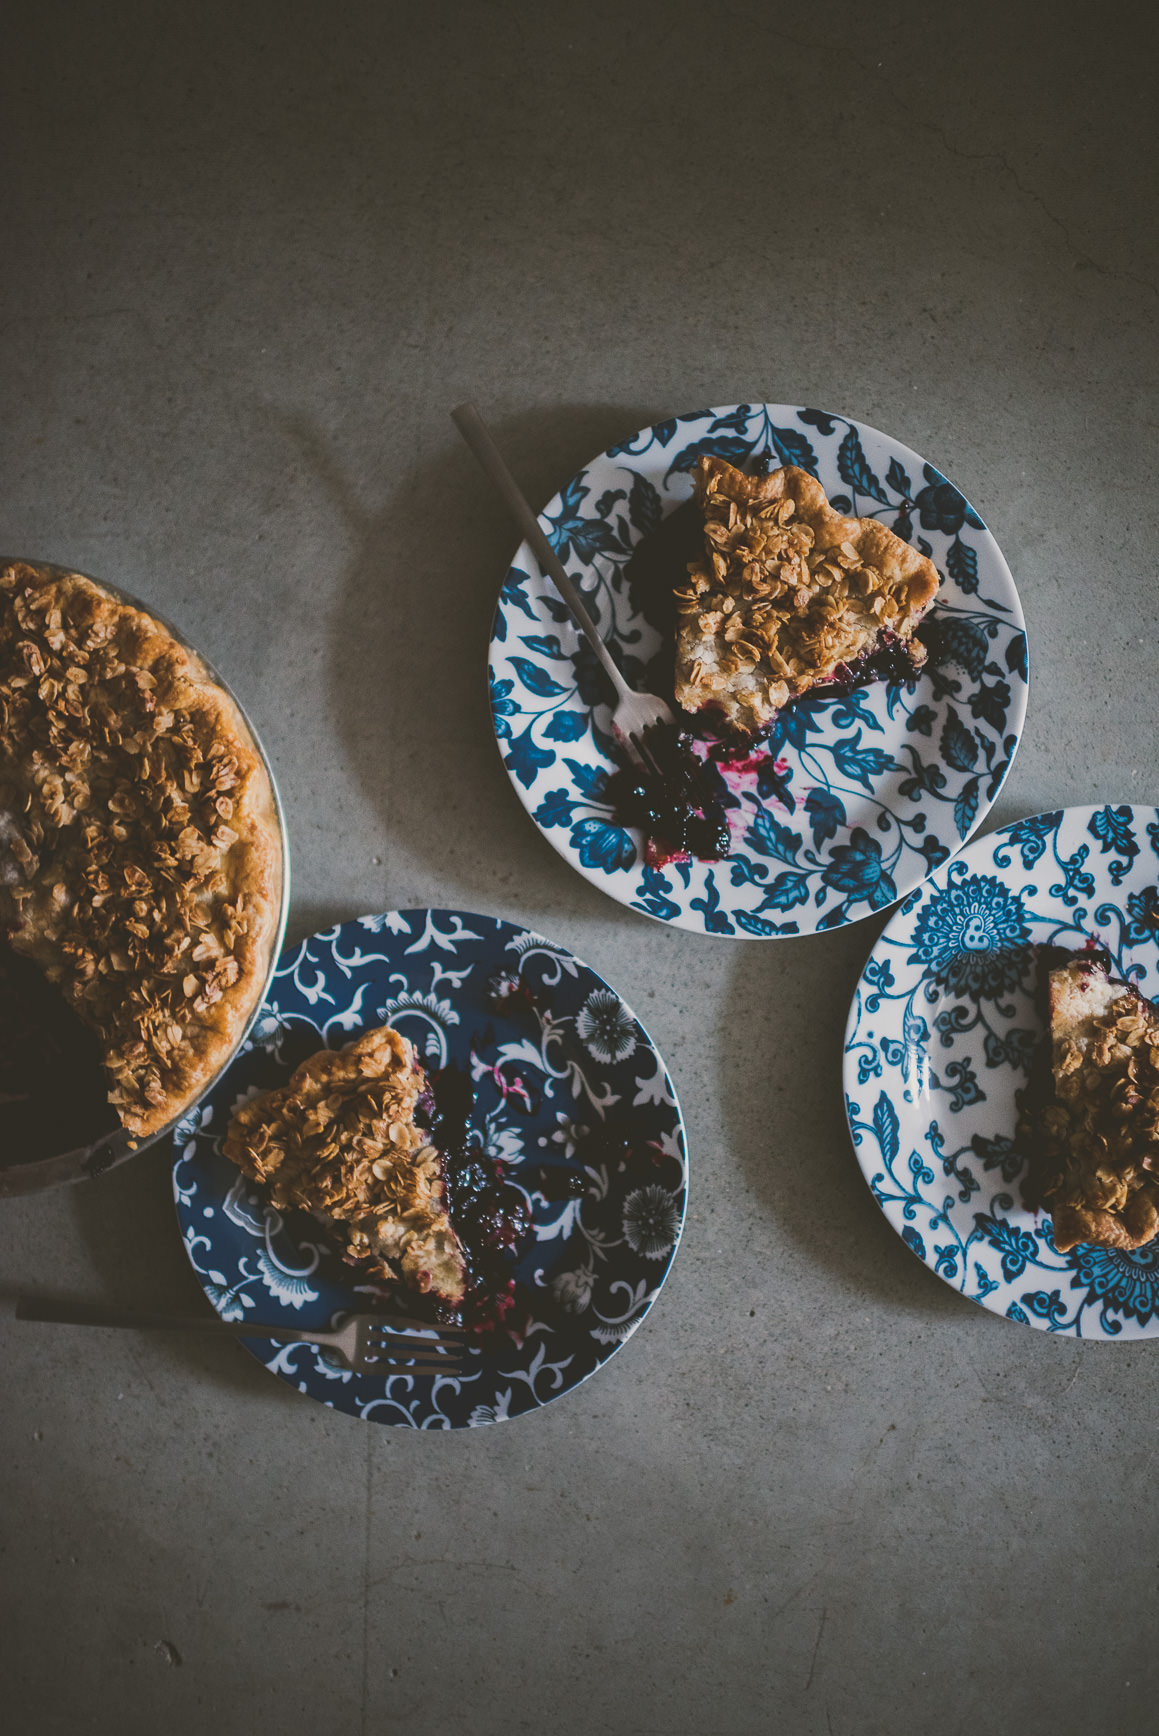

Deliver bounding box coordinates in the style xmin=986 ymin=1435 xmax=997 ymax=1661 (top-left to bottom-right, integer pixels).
xmin=0 ymin=560 xmax=282 ymax=1140
xmin=673 ymin=457 xmax=940 ymax=734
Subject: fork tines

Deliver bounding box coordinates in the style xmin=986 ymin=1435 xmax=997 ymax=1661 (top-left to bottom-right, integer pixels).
xmin=369 ymin=1352 xmax=464 ymax=1375
xmin=631 ymin=734 xmax=668 ymax=783
xmin=630 ymin=719 xmax=680 ymax=781
xmin=363 ymin=1323 xmax=465 ymax=1375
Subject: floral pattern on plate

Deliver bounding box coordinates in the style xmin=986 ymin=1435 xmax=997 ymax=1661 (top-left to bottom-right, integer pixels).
xmin=844 ymin=806 xmax=1159 ymax=1337
xmin=489 ymin=403 xmax=1028 ymax=937
xmin=172 ymin=911 xmax=687 ymax=1425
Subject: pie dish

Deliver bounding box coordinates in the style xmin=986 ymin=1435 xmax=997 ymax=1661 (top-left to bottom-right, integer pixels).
xmin=0 ymin=559 xmax=286 ymax=1185
xmin=173 ymin=910 xmax=688 ymax=1426
xmin=674 ymin=456 xmax=940 ymax=734
xmin=488 ymin=403 xmax=1027 ymax=938
xmin=1019 ymin=952 xmax=1159 ymax=1253
xmin=844 ymin=805 xmax=1159 ymax=1338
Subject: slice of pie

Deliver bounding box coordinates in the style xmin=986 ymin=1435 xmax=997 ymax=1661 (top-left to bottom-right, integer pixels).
xmin=673 ymin=457 xmax=941 ymax=735
xmin=0 ymin=560 xmax=283 ymax=1142
xmin=223 ymin=1026 xmax=468 ymax=1303
xmin=1021 ymin=952 xmax=1159 ymax=1252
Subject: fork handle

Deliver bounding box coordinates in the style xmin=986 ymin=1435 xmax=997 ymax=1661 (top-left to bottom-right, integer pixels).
xmin=451 ymin=400 xmax=630 ymax=701
xmin=16 ymin=1297 xmax=334 ymax=1346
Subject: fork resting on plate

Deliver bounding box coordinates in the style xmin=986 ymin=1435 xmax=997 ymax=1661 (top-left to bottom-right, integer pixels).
xmin=451 ymin=399 xmax=676 ymax=777
xmin=16 ymin=1297 xmax=467 ymax=1376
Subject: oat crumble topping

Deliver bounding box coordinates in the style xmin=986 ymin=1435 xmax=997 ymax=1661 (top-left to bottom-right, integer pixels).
xmin=673 ymin=458 xmax=940 ymax=733
xmin=1022 ymin=956 xmax=1159 ymax=1252
xmin=0 ymin=560 xmax=281 ymax=1140
xmin=223 ymin=1026 xmax=466 ymax=1302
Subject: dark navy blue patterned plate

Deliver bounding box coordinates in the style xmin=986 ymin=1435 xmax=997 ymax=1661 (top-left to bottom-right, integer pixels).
xmin=489 ymin=404 xmax=1027 ymax=937
xmin=172 ymin=911 xmax=687 ymax=1424
xmin=845 ymin=806 xmax=1159 ymax=1337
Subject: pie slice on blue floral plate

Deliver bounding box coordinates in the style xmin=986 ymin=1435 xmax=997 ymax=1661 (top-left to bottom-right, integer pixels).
xmin=844 ymin=804 xmax=1159 ymax=1338
xmin=173 ymin=910 xmax=688 ymax=1426
xmin=489 ymin=404 xmax=1028 ymax=938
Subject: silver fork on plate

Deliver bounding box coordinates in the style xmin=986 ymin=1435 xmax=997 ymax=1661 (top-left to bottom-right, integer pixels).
xmin=451 ymin=399 xmax=676 ymax=776
xmin=15 ymin=1297 xmax=468 ymax=1376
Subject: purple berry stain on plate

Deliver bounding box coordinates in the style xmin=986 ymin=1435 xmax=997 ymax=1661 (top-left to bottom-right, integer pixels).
xmin=172 ymin=910 xmax=688 ymax=1427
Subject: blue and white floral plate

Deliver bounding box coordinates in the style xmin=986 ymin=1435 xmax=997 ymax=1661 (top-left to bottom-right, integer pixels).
xmin=845 ymin=805 xmax=1159 ymax=1338
xmin=172 ymin=910 xmax=687 ymax=1426
xmin=489 ymin=403 xmax=1027 ymax=937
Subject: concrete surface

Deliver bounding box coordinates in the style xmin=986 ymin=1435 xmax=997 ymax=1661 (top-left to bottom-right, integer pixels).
xmin=2 ymin=2 xmax=1158 ymax=1732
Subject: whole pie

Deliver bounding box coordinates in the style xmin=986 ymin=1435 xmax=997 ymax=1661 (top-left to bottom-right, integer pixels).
xmin=673 ymin=457 xmax=941 ymax=735
xmin=1020 ymin=951 xmax=1159 ymax=1252
xmin=223 ymin=1025 xmax=468 ymax=1303
xmin=0 ymin=560 xmax=283 ymax=1142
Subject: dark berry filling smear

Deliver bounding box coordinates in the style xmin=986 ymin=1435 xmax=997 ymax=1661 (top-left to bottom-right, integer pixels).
xmin=285 ymin=1056 xmax=535 ymax=1335
xmin=418 ymin=1064 xmax=531 ymax=1332
xmin=606 ymin=730 xmax=731 ymax=868
xmin=604 ymin=635 xmax=925 ymax=870
xmin=334 ymin=973 xmax=674 ymax=1340
xmin=811 ymin=630 xmax=923 ymax=696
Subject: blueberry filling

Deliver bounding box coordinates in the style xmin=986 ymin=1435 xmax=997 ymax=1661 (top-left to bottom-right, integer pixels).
xmin=576 ymin=1119 xmax=654 ymax=1171
xmin=810 ymin=630 xmax=923 ymax=697
xmin=485 ymin=969 xmax=541 ymax=1018
xmin=606 ymin=728 xmax=732 ymax=867
xmin=416 ymin=1064 xmax=531 ymax=1331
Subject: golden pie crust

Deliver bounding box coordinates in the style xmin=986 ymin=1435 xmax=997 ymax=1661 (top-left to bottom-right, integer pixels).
xmin=223 ymin=1026 xmax=467 ymax=1303
xmin=674 ymin=457 xmax=941 ymax=733
xmin=0 ymin=560 xmax=282 ymax=1141
xmin=1022 ymin=955 xmax=1159 ymax=1252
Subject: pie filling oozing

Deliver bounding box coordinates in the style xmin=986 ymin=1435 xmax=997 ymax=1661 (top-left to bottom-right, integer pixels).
xmin=1018 ymin=949 xmax=1159 ymax=1253
xmin=223 ymin=1026 xmax=531 ymax=1328
xmin=605 ymin=729 xmax=732 ymax=868
xmin=607 ymin=457 xmax=941 ymax=865
xmin=0 ymin=560 xmax=282 ymax=1149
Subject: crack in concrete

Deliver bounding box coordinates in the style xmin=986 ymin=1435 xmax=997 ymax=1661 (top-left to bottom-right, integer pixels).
xmin=806 ymin=1605 xmax=828 ymax=1691
xmin=916 ymin=119 xmax=1159 ymax=301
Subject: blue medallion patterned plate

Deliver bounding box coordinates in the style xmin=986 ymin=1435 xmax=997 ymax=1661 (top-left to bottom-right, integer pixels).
xmin=845 ymin=805 xmax=1159 ymax=1338
xmin=489 ymin=403 xmax=1027 ymax=937
xmin=172 ymin=910 xmax=687 ymax=1426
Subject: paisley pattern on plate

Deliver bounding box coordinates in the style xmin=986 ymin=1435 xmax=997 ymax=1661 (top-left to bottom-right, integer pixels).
xmin=489 ymin=403 xmax=1028 ymax=937
xmin=844 ymin=806 xmax=1159 ymax=1338
xmin=172 ymin=911 xmax=687 ymax=1425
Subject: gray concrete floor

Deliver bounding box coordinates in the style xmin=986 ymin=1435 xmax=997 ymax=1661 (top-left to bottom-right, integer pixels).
xmin=2 ymin=2 xmax=1158 ymax=1731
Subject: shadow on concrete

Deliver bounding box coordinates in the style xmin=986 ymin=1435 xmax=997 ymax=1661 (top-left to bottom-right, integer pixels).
xmin=714 ymin=914 xmax=979 ymax=1323
xmin=3 ymin=1145 xmax=305 ymax=1407
xmin=273 ymin=400 xmax=659 ymax=929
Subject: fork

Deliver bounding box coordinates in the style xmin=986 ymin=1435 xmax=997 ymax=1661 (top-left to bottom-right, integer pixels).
xmin=15 ymin=1297 xmax=467 ymax=1376
xmin=451 ymin=399 xmax=676 ymax=776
